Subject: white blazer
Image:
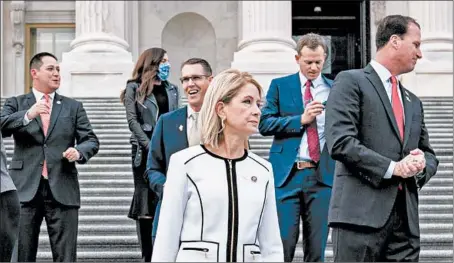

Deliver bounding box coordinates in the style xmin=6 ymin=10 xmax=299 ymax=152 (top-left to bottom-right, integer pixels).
xmin=152 ymin=145 xmax=284 ymax=262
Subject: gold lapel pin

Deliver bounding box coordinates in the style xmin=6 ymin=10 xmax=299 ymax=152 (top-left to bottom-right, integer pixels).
xmin=179 ymin=125 xmax=183 ymax=131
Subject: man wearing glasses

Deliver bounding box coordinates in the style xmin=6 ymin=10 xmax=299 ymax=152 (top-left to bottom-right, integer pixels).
xmin=145 ymin=58 xmax=213 ymax=240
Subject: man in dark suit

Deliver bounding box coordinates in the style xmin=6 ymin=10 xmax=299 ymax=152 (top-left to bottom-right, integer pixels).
xmin=325 ymin=15 xmax=439 ymax=262
xmin=0 ymin=131 xmax=21 ymax=262
xmin=0 ymin=52 xmax=99 ymax=262
xmin=145 ymin=58 xmax=213 ymax=239
xmin=259 ymin=33 xmax=335 ymax=262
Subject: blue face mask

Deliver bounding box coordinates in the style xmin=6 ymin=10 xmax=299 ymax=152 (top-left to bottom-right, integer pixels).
xmin=157 ymin=62 xmax=171 ymax=81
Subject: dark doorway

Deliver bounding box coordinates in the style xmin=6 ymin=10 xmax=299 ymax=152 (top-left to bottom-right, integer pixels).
xmin=292 ymin=1 xmax=370 ymax=80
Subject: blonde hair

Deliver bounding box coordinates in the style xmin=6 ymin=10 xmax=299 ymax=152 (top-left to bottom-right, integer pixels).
xmin=199 ymin=69 xmax=263 ymax=149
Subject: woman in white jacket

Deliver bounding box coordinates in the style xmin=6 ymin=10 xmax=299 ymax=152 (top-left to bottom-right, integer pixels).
xmin=151 ymin=69 xmax=284 ymax=262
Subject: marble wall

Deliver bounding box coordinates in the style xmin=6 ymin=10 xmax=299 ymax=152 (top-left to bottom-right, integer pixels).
xmin=138 ymin=1 xmax=238 ymax=91
xmin=1 ymin=0 xmax=75 ymax=97
xmin=0 ymin=1 xmax=451 ymax=97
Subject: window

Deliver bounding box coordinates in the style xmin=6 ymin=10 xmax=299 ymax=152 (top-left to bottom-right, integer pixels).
xmin=25 ymin=23 xmax=75 ymax=92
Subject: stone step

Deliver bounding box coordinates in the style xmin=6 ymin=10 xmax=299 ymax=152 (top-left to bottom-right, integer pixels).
xmin=1 ymin=96 xmax=452 ymax=262
xmin=31 ymin=232 xmax=452 ymax=248
xmin=32 ymin=249 xmax=453 ymax=263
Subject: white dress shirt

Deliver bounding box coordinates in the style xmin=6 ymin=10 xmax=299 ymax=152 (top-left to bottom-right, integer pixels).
xmin=369 ymin=60 xmax=405 ymax=179
xmin=23 ymin=88 xmax=55 ymax=125
xmin=186 ymin=105 xmax=199 ymax=143
xmin=297 ymin=72 xmax=331 ymax=161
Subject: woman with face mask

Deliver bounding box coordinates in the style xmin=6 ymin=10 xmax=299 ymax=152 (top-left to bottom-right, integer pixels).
xmin=120 ymin=47 xmax=179 ymax=261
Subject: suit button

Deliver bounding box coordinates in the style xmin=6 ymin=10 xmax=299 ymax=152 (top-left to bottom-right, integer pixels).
xmin=44 ymin=144 xmax=47 ymax=148
xmin=40 ymin=161 xmax=43 ymax=166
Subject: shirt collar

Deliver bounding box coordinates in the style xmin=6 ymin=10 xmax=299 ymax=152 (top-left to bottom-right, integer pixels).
xmin=32 ymin=88 xmax=55 ymax=102
xmin=187 ymin=105 xmax=198 ymax=119
xmin=298 ymin=71 xmax=324 ymax=88
xmin=369 ymin=59 xmax=400 ymax=83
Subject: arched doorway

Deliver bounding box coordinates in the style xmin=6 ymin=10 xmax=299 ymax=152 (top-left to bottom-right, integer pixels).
xmin=161 ymin=12 xmax=216 ymax=100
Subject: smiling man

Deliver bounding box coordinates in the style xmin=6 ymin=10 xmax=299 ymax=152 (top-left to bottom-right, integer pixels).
xmin=145 ymin=57 xmax=213 ymax=242
xmin=259 ymin=33 xmax=335 ymax=262
xmin=0 ymin=52 xmax=99 ymax=262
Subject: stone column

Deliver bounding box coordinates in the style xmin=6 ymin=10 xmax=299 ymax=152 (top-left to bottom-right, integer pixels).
xmin=231 ymin=1 xmax=298 ymax=94
xmin=9 ymin=1 xmax=25 ymax=96
xmin=60 ymin=1 xmax=134 ymax=97
xmin=1 ymin=1 xmax=3 ymax=95
xmin=402 ymin=1 xmax=453 ymax=96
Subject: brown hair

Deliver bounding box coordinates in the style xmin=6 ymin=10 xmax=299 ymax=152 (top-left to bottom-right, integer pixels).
xmin=375 ymin=15 xmax=420 ymax=51
xmin=295 ymin=33 xmax=328 ymax=55
xmin=120 ymin=47 xmax=167 ymax=104
xmin=180 ymin=58 xmax=213 ymax=76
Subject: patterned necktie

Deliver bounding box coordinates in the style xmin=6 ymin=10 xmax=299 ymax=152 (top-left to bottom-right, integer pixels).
xmin=390 ymin=76 xmax=404 ymax=141
xmin=41 ymin=94 xmax=51 ymax=178
xmin=304 ymin=80 xmax=320 ymax=163
xmin=188 ymin=112 xmax=200 ymax=146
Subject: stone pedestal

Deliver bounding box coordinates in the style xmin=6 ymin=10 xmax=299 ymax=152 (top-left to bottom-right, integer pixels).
xmin=59 ymin=1 xmax=134 ymax=98
xmin=402 ymin=1 xmax=453 ymax=96
xmin=231 ymin=1 xmax=298 ymax=94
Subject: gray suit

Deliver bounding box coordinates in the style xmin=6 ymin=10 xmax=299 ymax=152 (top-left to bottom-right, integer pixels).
xmin=1 ymin=92 xmax=99 ymax=262
xmin=0 ymin=131 xmax=21 ymax=262
xmin=1 ymin=132 xmax=15 ymax=193
xmin=325 ymin=64 xmax=439 ymax=261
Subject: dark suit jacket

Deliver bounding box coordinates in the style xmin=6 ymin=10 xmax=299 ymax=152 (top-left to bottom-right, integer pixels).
xmin=259 ymin=72 xmax=335 ymax=187
xmin=0 ymin=92 xmax=99 ymax=207
xmin=325 ymin=64 xmax=439 ymax=236
xmin=145 ymin=106 xmax=189 ymax=198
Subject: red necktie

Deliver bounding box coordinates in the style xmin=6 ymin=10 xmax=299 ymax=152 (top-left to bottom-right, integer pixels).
xmin=390 ymin=77 xmax=404 ymax=191
xmin=390 ymin=76 xmax=404 ymax=141
xmin=304 ymin=80 xmax=320 ymax=163
xmin=41 ymin=94 xmax=51 ymax=178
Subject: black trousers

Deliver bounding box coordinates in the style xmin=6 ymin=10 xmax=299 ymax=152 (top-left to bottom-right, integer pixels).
xmin=17 ymin=178 xmax=79 ymax=262
xmin=136 ymin=219 xmax=154 ymax=262
xmin=0 ymin=190 xmax=20 ymax=262
xmin=331 ymin=190 xmax=420 ymax=262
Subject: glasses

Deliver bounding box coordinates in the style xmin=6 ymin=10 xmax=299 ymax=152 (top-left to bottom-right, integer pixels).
xmin=180 ymin=75 xmax=210 ymax=84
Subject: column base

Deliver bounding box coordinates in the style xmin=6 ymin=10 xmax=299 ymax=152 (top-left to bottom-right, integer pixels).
xmin=231 ymin=49 xmax=299 ymax=94
xmin=70 ymin=32 xmax=130 ymax=54
xmin=59 ymin=49 xmax=134 ymax=98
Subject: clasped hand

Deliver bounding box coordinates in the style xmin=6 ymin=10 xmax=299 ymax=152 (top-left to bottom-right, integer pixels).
xmin=393 ymin=149 xmax=426 ymax=178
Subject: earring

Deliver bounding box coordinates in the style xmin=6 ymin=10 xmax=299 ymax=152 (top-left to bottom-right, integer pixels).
xmin=218 ymin=117 xmax=226 ymax=134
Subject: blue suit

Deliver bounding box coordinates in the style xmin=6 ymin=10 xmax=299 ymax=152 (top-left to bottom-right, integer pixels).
xmin=145 ymin=106 xmax=189 ymax=239
xmin=259 ymin=72 xmax=335 ymax=262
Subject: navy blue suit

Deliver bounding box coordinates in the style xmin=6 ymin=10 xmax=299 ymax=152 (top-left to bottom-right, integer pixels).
xmin=145 ymin=106 xmax=189 ymax=239
xmin=259 ymin=72 xmax=335 ymax=262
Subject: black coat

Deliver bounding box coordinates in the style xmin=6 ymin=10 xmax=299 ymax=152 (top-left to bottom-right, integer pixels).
xmin=124 ymin=81 xmax=179 ymax=150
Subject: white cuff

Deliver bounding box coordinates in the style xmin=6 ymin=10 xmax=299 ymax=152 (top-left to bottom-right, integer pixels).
xmin=23 ymin=111 xmax=31 ymax=125
xmin=384 ymin=161 xmax=396 ymax=179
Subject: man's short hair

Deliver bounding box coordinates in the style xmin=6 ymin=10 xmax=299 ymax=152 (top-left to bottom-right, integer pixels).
xmin=295 ymin=33 xmax=328 ymax=55
xmin=180 ymin=58 xmax=213 ymax=76
xmin=29 ymin=52 xmax=58 ymax=71
xmin=375 ymin=15 xmax=420 ymax=51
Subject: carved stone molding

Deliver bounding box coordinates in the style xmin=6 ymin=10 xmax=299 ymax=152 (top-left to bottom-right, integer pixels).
xmin=10 ymin=1 xmax=25 ymax=56
xmin=371 ymin=1 xmax=386 ymax=26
